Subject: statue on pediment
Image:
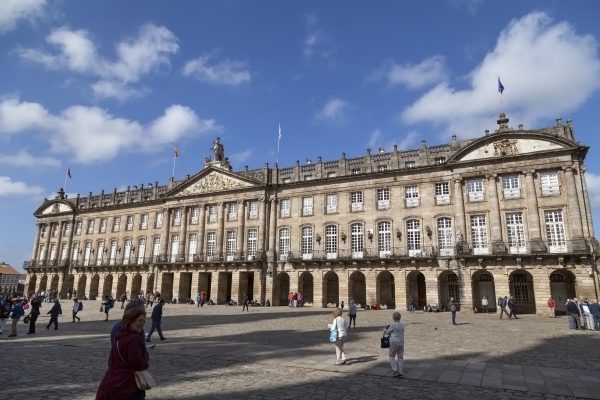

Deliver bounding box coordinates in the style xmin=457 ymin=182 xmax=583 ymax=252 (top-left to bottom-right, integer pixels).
xmin=212 ymin=137 xmax=224 ymax=161
xmin=493 ymin=139 xmax=519 ymax=157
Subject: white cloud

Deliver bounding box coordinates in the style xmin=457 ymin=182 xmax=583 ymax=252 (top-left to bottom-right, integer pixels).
xmin=367 ymin=129 xmax=382 ymax=149
xmin=0 ymin=0 xmax=47 ymax=35
xmin=0 ymin=149 xmax=60 ymax=168
xmin=395 ymin=130 xmax=420 ymax=150
xmin=585 ymin=172 xmax=600 ymax=213
xmin=229 ymin=149 xmax=253 ymax=166
xmin=0 ymin=97 xmax=219 ymax=164
xmin=0 ymin=176 xmax=44 ymax=197
xmin=17 ymin=24 xmax=179 ymax=100
xmin=401 ymin=12 xmax=600 ymax=137
xmin=314 ymin=98 xmax=349 ymax=126
xmin=303 ymin=14 xmax=332 ymax=62
xmin=183 ymin=54 xmax=251 ymax=86
xmin=370 ymin=56 xmax=447 ymax=90
xmin=449 ymin=0 xmax=484 ymax=14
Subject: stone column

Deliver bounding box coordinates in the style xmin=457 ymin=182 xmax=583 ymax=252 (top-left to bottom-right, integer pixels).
xmin=198 ymin=205 xmax=206 ymax=256
xmin=453 ymin=178 xmax=466 ymax=247
xmin=139 ymin=274 xmax=148 ymax=297
xmin=268 ymin=197 xmax=277 ymax=261
xmin=217 ymin=202 xmax=225 ymax=259
xmin=533 ymin=268 xmax=551 ymax=316
xmin=258 ymin=200 xmax=267 ymax=254
xmin=231 ymin=271 xmax=240 ymax=303
xmin=338 ymin=269 xmax=349 ymax=306
xmin=111 ymin=274 xmax=119 ymax=298
xmin=210 ymin=273 xmax=220 ymax=304
xmin=83 ymin=273 xmax=91 ymax=300
xmin=524 ymin=170 xmax=543 ymax=251
xmin=393 ymin=270 xmax=407 ymax=311
xmin=313 ymin=271 xmax=323 ymax=308
xmin=458 ymin=268 xmax=473 ymax=312
xmin=289 ymin=270 xmax=299 ymax=293
xmin=237 ymin=200 xmax=246 ymax=257
xmin=161 ymin=209 xmax=171 ymax=258
xmin=31 ymin=224 xmax=41 ymax=262
xmin=492 ymin=269 xmax=510 ymax=301
xmin=97 ymin=274 xmax=106 ymax=298
xmin=172 ymin=271 xmax=181 ymax=300
xmin=579 ymin=167 xmax=594 ymax=237
xmin=155 ymin=270 xmax=164 ymax=294
xmin=190 ymin=272 xmax=199 ymax=298
xmin=180 ymin=206 xmax=188 ymax=258
xmin=44 ymin=223 xmax=52 ymax=263
xmin=65 ymin=218 xmax=75 ymax=265
xmin=564 ymin=167 xmax=585 ymax=251
xmin=365 ymin=270 xmax=377 ymax=306
xmin=424 ymin=269 xmax=438 ymax=306
xmin=487 ymin=174 xmax=504 ymax=253
xmin=264 ymin=267 xmax=274 ymax=304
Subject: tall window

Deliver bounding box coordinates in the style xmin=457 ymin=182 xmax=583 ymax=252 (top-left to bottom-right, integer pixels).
xmin=545 ymin=210 xmax=567 ymax=253
xmin=540 ymin=171 xmax=559 ymax=196
xmin=38 ymin=244 xmax=46 ymax=261
xmin=126 ymin=215 xmax=134 ymax=231
xmin=155 ymin=212 xmax=163 ymax=229
xmin=301 ymin=226 xmax=313 ymax=260
xmin=326 ymin=194 xmax=337 ymax=214
xmin=123 ymin=239 xmax=132 ymax=265
xmin=173 ymin=210 xmax=181 ymax=226
xmin=407 ymin=219 xmax=421 ymax=256
xmin=83 ymin=242 xmax=92 ymax=266
xmin=325 ymin=225 xmax=338 ymax=259
xmin=247 ymin=229 xmax=258 ymax=260
xmin=95 ymin=241 xmax=103 ymax=265
xmin=351 ymin=223 xmax=364 ymax=258
xmin=506 ymin=212 xmax=526 ymax=254
xmin=109 ymin=240 xmax=117 ymax=265
xmin=137 ymin=238 xmax=146 ymax=264
xmin=41 ymin=225 xmax=48 ymax=238
xmin=52 ymin=224 xmax=59 ymax=237
xmin=378 ymin=221 xmax=391 ymax=257
xmin=75 ymin=221 xmax=82 ymax=235
xmin=188 ymin=233 xmax=197 ymax=262
xmin=49 ymin=243 xmax=57 ymax=262
xmin=140 ymin=214 xmax=149 ymax=230
xmin=100 ymin=218 xmax=107 ymax=233
xmin=71 ymin=243 xmax=79 ymax=262
xmin=435 ymin=182 xmax=450 ymax=205
xmin=228 ymin=203 xmax=238 ymax=221
xmin=190 ymin=207 xmax=199 ymax=224
xmin=279 ymin=228 xmax=290 ymax=261
xmin=152 ymin=238 xmax=160 ymax=262
xmin=471 ymin=215 xmax=489 ymax=254
xmin=60 ymin=243 xmax=67 ymax=261
xmin=170 ymin=235 xmax=180 ymax=262
xmin=377 ymin=188 xmax=390 ymax=210
xmin=208 ymin=205 xmax=217 ymax=222
xmin=248 ymin=202 xmax=259 ymax=219
xmin=405 ymin=185 xmax=419 ymax=207
xmin=350 ymin=191 xmax=363 ymax=212
xmin=113 ymin=217 xmax=121 ymax=232
xmin=87 ymin=219 xmax=94 ymax=234
xmin=280 ymin=199 xmax=291 ymax=217
xmin=468 ymin=179 xmax=484 ymax=202
xmin=226 ymin=231 xmax=236 ymax=261
xmin=437 ymin=217 xmax=453 ymax=256
xmin=63 ymin=222 xmax=71 ymax=237
xmin=302 ymin=197 xmax=313 ymax=216
xmin=206 ymin=232 xmax=216 ymax=259
xmin=502 ymin=174 xmax=520 ymax=199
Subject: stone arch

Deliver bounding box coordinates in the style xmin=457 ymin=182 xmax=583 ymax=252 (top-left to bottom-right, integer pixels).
xmin=116 ymin=274 xmax=128 ymax=299
xmin=376 ymin=271 xmax=395 ymax=309
xmin=509 ymin=270 xmax=536 ymax=314
xmin=39 ymin=275 xmax=48 ymax=292
xmin=77 ymin=275 xmax=87 ymax=299
xmin=471 ymin=270 xmax=496 ymax=312
xmin=131 ymin=274 xmax=142 ymax=297
xmin=298 ymin=271 xmax=314 ymax=305
xmin=322 ymin=271 xmax=339 ymax=307
xmin=102 ymin=274 xmax=113 ymax=298
xmin=550 ymin=269 xmax=576 ymax=315
xmin=438 ymin=270 xmax=460 ymax=309
xmin=50 ymin=275 xmax=60 ymax=291
xmin=89 ymin=275 xmax=100 ymax=300
xmin=349 ymin=271 xmax=366 ymax=308
xmin=406 ymin=270 xmax=426 ymax=309
xmin=27 ymin=275 xmax=38 ymax=295
xmin=275 ymin=272 xmax=290 ymax=306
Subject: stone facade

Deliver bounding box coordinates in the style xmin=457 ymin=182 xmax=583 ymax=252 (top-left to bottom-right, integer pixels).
xmin=24 ymin=114 xmax=600 ymax=313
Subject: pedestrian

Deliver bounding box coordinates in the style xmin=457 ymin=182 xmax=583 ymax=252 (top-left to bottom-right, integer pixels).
xmin=241 ymin=293 xmax=249 ymax=312
xmin=293 ymin=292 xmax=298 ymax=307
xmin=348 ymin=299 xmax=357 ymax=328
xmin=481 ymin=296 xmax=489 ymax=313
xmin=580 ymin=299 xmax=594 ymax=330
xmin=72 ymin=298 xmax=81 ymax=322
xmin=589 ymin=299 xmax=600 ymax=331
xmin=111 ymin=298 xmax=146 ymax=344
xmin=329 ymin=307 xmax=348 ymax=365
xmin=146 ymin=299 xmax=166 ymax=343
xmin=408 ymin=296 xmax=415 ymax=314
xmin=148 ymin=293 xmax=155 ymax=308
xmin=97 ymin=307 xmax=150 ymax=400
xmin=46 ymin=299 xmax=62 ymax=330
xmin=566 ymin=299 xmax=580 ymax=329
xmin=507 ymin=296 xmax=518 ymax=319
xmin=0 ymin=297 xmax=8 ymax=335
xmin=102 ymin=295 xmax=113 ymax=321
xmin=195 ymin=292 xmax=201 ymax=308
xmin=120 ymin=293 xmax=128 ymax=310
xmin=28 ymin=295 xmax=42 ymax=334
xmin=448 ymin=297 xmax=458 ymax=325
xmin=547 ymin=297 xmax=556 ymax=318
xmin=384 ymin=311 xmax=405 ymax=378
xmin=297 ymin=292 xmax=303 ymax=307
xmin=498 ymin=296 xmax=510 ymax=319
xmin=8 ymin=299 xmax=25 ymax=337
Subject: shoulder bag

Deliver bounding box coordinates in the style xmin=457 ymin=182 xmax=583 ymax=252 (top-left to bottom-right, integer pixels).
xmin=116 ymin=340 xmax=156 ymax=390
xmin=381 ymin=325 xmax=390 ymax=348
xmin=329 ymin=318 xmax=338 ymax=343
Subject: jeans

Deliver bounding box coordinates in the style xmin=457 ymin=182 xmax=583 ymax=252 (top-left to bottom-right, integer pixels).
xmin=29 ymin=313 xmax=39 ymax=333
xmin=499 ymin=306 xmax=510 ymax=319
xmin=451 ymin=311 xmax=457 ymax=325
xmin=47 ymin=316 xmax=58 ymax=329
xmin=349 ymin=314 xmax=356 ymax=327
xmin=147 ymin=319 xmax=164 ymax=340
xmin=568 ymin=313 xmax=580 ymax=329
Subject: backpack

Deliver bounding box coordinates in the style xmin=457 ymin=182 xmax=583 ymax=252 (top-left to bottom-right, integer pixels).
xmin=78 ymin=302 xmax=83 ymax=311
xmin=497 ymin=297 xmax=504 ymax=307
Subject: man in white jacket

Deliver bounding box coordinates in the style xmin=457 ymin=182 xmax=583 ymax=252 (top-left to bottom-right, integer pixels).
xmin=384 ymin=312 xmax=405 ymax=378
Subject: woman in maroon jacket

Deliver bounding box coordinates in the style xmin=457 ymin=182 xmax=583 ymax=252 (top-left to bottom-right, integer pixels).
xmin=97 ymin=308 xmax=149 ymax=400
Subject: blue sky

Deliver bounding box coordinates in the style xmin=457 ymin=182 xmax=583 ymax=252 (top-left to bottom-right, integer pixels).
xmin=1 ymin=0 xmax=600 ymax=272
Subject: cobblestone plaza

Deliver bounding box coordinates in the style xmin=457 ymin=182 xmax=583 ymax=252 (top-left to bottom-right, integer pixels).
xmin=1 ymin=303 xmax=599 ymax=399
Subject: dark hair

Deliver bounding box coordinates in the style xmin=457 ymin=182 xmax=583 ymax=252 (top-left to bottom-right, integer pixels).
xmin=122 ymin=308 xmax=146 ymax=330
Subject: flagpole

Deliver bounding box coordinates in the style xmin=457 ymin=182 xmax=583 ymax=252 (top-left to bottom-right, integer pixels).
xmin=172 ymin=155 xmax=177 ymax=179
xmin=64 ymin=173 xmax=68 ymax=192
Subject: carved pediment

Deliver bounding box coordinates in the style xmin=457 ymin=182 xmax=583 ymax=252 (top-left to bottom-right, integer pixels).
xmin=40 ymin=202 xmax=73 ymax=215
xmin=458 ymin=138 xmax=565 ymax=162
xmin=174 ymin=172 xmax=254 ymax=196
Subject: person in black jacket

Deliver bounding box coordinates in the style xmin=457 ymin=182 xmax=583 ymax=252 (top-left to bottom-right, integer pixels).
xmin=566 ymin=299 xmax=581 ymax=329
xmin=46 ymin=299 xmax=62 ymax=330
xmin=28 ymin=295 xmax=42 ymax=334
xmin=146 ymin=299 xmax=166 ymax=342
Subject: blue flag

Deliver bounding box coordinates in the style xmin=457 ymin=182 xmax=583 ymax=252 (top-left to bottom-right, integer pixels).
xmin=498 ymin=77 xmax=505 ymax=94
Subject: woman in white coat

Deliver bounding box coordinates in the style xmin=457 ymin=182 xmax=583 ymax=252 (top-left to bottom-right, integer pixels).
xmin=330 ymin=307 xmax=348 ymax=365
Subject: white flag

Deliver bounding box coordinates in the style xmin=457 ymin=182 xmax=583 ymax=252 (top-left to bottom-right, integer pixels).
xmin=278 ymin=123 xmax=282 ymax=140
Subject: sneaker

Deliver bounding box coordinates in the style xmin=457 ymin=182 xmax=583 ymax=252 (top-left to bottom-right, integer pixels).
xmin=160 ymin=337 xmax=167 ymax=342
xmin=393 ymin=372 xmax=404 ymax=378
xmin=340 ymin=359 xmax=347 ymax=365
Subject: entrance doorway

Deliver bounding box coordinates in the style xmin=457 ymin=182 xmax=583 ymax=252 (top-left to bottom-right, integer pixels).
xmin=406 ymin=271 xmax=426 ymax=309
xmin=377 ymin=271 xmax=395 ymax=309
xmin=323 ymin=271 xmax=339 ymax=307
xmin=550 ymin=269 xmax=576 ymax=315
xmin=349 ymin=271 xmax=366 ymax=307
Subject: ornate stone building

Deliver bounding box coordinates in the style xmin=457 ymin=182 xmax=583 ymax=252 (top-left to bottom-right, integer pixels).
xmin=24 ymin=115 xmax=600 ymax=314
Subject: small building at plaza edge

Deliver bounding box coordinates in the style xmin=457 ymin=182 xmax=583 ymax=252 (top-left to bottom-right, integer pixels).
xmin=24 ymin=113 xmax=600 ymax=314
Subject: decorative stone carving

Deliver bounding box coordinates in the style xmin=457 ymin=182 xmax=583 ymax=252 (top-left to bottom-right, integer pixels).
xmin=175 ymin=173 xmax=253 ymax=196
xmin=493 ymin=139 xmax=519 ymax=157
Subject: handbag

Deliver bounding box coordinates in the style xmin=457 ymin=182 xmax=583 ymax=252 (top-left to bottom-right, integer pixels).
xmin=116 ymin=340 xmax=156 ymax=390
xmin=329 ymin=319 xmax=338 ymax=343
xmin=381 ymin=325 xmax=390 ymax=348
